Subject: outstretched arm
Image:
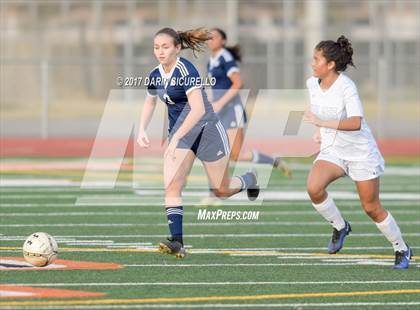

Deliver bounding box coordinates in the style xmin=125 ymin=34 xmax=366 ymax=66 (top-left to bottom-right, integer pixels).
xmin=137 ymin=95 xmax=157 ymax=148
xmin=212 ymin=72 xmax=243 ymax=113
xmin=303 ymin=110 xmax=361 ymax=131
xmin=165 ymin=88 xmax=205 ymax=158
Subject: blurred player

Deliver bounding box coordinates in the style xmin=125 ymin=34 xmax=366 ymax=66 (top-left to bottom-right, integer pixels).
xmin=206 ymin=28 xmax=291 ymax=177
xmin=303 ymin=35 xmax=412 ymax=269
xmin=137 ymin=27 xmax=259 ymax=258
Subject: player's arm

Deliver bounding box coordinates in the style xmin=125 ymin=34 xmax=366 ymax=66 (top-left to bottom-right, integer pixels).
xmin=304 ymin=111 xmax=361 ymax=131
xmin=303 ymin=111 xmax=361 ymax=131
xmin=213 ymin=72 xmax=243 ymax=112
xmin=324 ymin=116 xmax=361 ymax=131
xmin=172 ymin=88 xmax=205 ymax=141
xmin=313 ymin=126 xmax=321 ymax=144
xmin=137 ymin=95 xmax=157 ymax=148
xmin=313 ymin=81 xmax=363 ymax=131
xmin=164 ymin=88 xmax=205 ymax=159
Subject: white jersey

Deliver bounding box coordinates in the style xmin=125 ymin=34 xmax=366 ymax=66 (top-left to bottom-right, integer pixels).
xmin=306 ymin=73 xmax=382 ymax=161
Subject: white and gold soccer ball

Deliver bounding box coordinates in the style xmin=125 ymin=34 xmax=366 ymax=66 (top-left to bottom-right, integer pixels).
xmin=23 ymin=232 xmax=58 ymax=267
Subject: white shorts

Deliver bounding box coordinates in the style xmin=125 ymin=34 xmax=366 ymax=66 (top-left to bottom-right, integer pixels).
xmin=314 ymin=150 xmax=385 ymax=182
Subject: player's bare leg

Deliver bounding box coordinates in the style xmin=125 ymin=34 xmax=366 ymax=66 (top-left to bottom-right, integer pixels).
xmin=203 ymin=154 xmax=259 ymax=201
xmin=356 ymin=177 xmax=411 ymax=269
xmin=227 ymin=128 xmax=291 ymax=177
xmin=307 ymin=160 xmax=351 ymax=254
xmin=307 ymin=160 xmax=344 ymax=203
xmin=355 ymin=178 xmax=387 ymax=222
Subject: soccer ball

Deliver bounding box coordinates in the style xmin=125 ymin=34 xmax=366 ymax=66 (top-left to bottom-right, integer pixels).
xmin=23 ymin=232 xmax=58 ymax=267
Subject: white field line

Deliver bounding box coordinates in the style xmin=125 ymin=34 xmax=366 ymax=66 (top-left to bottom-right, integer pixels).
xmin=8 ymin=280 xmax=420 ymax=287
xmin=129 ymin=191 xmax=420 ymax=201
xmin=1 ymin=233 xmax=420 ymax=238
xmin=1 ymin=222 xmax=418 ymax=228
xmin=0 ymin=180 xmax=418 ymax=192
xmin=0 ymin=183 xmax=419 ymax=192
xmin=2 ymin=249 xmax=420 ymax=266
xmin=0 ymin=162 xmax=418 ymax=174
xmin=1 ymin=191 xmax=419 ymax=201
xmin=1 ymin=159 xmax=418 ymax=171
xmin=1 ymin=201 xmax=418 ymax=208
xmin=2 ymin=234 xmax=420 ymax=253
xmin=0 ymin=187 xmax=135 ymax=192
xmin=125 ymin=262 xmax=420 ymax=267
xmin=3 ymin=302 xmax=420 ymax=310
xmin=0 ymin=180 xmax=134 ymax=187
xmin=0 ymin=210 xmax=418 ymax=216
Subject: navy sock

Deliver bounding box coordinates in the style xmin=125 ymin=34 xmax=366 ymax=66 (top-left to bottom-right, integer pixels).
xmin=166 ymin=206 xmax=183 ymax=245
xmin=252 ymin=150 xmax=275 ymax=165
xmin=237 ymin=172 xmax=256 ymax=191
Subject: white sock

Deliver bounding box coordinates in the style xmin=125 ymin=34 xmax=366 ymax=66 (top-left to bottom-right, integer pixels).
xmin=312 ymin=193 xmax=345 ymax=230
xmin=375 ymin=212 xmax=408 ymax=252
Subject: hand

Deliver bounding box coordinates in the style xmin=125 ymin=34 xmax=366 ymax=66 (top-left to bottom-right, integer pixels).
xmin=164 ymin=135 xmax=180 ymax=160
xmin=313 ymin=130 xmax=321 ymax=144
xmin=137 ymin=130 xmax=150 ymax=148
xmin=212 ymin=100 xmax=223 ymax=113
xmin=303 ymin=110 xmax=323 ymax=127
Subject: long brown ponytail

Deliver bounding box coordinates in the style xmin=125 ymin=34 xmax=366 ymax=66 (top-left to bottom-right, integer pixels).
xmin=155 ymin=27 xmax=212 ymax=56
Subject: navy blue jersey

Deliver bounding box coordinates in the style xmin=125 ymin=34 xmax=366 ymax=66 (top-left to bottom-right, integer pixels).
xmin=147 ymin=57 xmax=217 ymax=137
xmin=207 ymin=48 xmax=241 ymax=104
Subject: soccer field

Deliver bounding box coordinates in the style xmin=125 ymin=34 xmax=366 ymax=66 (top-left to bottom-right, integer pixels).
xmin=0 ymin=157 xmax=419 ymax=309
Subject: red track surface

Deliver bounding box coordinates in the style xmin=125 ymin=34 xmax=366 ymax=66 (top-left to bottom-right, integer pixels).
xmin=1 ymin=138 xmax=419 ymax=157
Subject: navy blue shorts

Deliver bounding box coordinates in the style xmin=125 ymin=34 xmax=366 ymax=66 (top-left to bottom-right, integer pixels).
xmin=176 ymin=120 xmax=230 ymax=162
xmin=218 ymin=102 xmax=247 ymax=129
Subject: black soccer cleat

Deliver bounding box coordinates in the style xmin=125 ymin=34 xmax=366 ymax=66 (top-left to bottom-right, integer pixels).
xmin=158 ymin=237 xmax=186 ymax=259
xmin=246 ymin=169 xmax=260 ymax=201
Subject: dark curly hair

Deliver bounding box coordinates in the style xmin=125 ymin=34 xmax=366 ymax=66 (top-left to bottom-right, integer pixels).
xmin=316 ymin=35 xmax=355 ymax=72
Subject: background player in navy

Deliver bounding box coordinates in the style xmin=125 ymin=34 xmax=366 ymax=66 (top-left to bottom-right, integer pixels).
xmin=137 ymin=28 xmax=259 ymax=258
xmin=207 ymin=28 xmax=291 ymax=177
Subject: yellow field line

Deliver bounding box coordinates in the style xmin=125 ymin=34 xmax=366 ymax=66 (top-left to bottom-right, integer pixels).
xmin=1 ymin=289 xmax=419 ymax=306
xmin=220 ymin=250 xmax=414 ymax=259
xmin=1 ymin=246 xmax=419 ymax=259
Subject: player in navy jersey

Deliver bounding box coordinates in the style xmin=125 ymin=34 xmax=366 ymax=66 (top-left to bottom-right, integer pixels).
xmin=137 ymin=28 xmax=259 ymax=258
xmin=207 ymin=28 xmax=292 ymax=177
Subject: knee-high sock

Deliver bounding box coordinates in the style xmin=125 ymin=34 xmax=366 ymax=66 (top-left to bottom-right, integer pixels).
xmin=312 ymin=193 xmax=345 ymax=231
xmin=166 ymin=206 xmax=183 ymax=245
xmin=252 ymin=150 xmax=275 ymax=165
xmin=375 ymin=212 xmax=408 ymax=252
xmin=237 ymin=172 xmax=256 ymax=192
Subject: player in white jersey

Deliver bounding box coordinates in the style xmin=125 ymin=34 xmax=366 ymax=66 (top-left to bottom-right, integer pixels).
xmin=303 ymin=35 xmax=412 ymax=269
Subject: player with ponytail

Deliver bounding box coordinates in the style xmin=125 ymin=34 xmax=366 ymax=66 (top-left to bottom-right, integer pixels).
xmin=137 ymin=27 xmax=260 ymax=258
xmin=206 ymin=28 xmax=291 ymax=177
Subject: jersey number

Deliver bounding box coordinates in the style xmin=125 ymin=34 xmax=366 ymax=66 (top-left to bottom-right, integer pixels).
xmin=163 ymin=93 xmax=175 ymax=105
